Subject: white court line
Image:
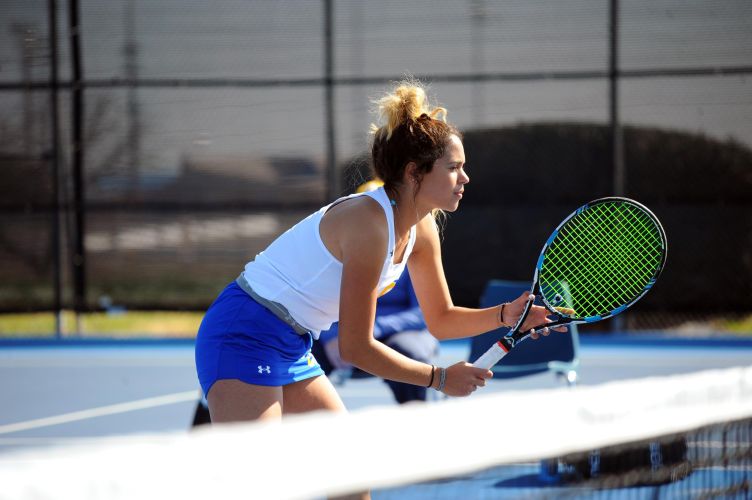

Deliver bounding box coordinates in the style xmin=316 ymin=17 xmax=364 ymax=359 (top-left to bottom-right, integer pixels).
xmin=0 ymin=390 xmax=198 ymax=435
xmin=0 ymin=358 xmax=193 ymax=368
xmin=0 ymin=437 xmax=123 ymax=446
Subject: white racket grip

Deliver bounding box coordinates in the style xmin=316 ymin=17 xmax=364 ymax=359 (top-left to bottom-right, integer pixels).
xmin=472 ymin=342 xmax=509 ymax=370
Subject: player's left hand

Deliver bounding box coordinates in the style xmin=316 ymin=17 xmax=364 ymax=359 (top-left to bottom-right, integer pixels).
xmin=504 ymin=292 xmax=572 ymax=339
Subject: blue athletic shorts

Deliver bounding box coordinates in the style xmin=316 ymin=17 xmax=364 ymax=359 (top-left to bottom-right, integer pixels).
xmin=195 ymin=282 xmax=324 ymax=397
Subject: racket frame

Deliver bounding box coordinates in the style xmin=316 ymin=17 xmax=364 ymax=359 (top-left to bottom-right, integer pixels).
xmin=473 ymin=197 xmax=667 ymax=370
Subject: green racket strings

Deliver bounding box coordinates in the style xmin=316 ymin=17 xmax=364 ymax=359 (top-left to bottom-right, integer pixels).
xmin=540 ymin=201 xmax=665 ymax=319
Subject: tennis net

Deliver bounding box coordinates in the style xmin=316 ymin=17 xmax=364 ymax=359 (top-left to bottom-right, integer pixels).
xmin=1 ymin=365 xmax=751 ymax=499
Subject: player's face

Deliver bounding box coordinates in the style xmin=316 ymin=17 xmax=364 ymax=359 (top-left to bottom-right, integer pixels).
xmin=417 ymin=134 xmax=468 ymax=212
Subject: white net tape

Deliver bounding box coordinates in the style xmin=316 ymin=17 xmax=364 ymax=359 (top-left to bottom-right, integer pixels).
xmin=2 ymin=365 xmax=752 ymax=500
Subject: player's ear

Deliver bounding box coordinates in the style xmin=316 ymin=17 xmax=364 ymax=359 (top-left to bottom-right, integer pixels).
xmin=404 ymin=162 xmax=419 ymax=184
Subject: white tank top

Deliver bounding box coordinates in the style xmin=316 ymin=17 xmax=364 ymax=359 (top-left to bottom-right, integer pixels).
xmin=241 ymin=187 xmax=417 ymax=338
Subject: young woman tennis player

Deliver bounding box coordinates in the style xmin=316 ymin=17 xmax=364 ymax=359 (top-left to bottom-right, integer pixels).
xmin=195 ymin=80 xmax=560 ymax=425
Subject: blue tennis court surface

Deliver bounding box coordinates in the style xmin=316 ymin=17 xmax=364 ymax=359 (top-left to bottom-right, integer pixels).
xmin=1 ymin=336 xmax=751 ymax=498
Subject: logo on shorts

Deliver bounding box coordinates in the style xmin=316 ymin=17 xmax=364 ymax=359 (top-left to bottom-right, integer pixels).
xmin=258 ymin=365 xmax=271 ymax=374
xmin=307 ymin=353 xmax=315 ymax=367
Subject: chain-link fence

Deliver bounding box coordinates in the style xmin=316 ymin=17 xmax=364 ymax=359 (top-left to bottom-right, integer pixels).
xmin=1 ymin=0 xmax=750 ymax=335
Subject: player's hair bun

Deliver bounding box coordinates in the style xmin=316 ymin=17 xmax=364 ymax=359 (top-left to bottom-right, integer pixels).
xmin=372 ymin=80 xmax=447 ymax=140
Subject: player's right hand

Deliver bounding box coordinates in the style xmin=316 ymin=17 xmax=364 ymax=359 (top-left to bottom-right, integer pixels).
xmin=441 ymin=362 xmax=493 ymax=397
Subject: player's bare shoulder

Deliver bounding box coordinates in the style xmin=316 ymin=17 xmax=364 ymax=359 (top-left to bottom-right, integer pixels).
xmin=320 ymin=195 xmax=389 ymax=262
xmin=412 ymin=213 xmax=441 ymax=255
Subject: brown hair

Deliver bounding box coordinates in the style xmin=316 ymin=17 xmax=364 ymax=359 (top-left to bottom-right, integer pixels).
xmin=370 ymin=80 xmax=461 ymax=203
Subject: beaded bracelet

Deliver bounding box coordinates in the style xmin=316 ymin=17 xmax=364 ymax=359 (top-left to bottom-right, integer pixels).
xmin=427 ymin=365 xmax=436 ymax=388
xmin=437 ymin=367 xmax=447 ymax=392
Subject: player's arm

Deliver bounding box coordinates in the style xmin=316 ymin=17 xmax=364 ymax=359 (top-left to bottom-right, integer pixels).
xmin=334 ymin=206 xmax=438 ymax=388
xmin=330 ymin=203 xmax=488 ymax=396
xmin=407 ymin=215 xmax=556 ymax=339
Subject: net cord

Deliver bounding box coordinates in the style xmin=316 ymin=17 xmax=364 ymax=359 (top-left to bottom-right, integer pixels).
xmin=1 ymin=365 xmax=750 ymax=500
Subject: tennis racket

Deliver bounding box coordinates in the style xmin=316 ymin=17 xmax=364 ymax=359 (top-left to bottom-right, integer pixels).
xmin=473 ymin=197 xmax=667 ymax=370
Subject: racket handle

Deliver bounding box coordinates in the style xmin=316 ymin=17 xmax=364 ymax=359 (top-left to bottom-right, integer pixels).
xmin=472 ymin=342 xmax=509 ymax=370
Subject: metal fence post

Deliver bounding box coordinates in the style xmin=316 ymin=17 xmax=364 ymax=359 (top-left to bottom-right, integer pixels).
xmin=324 ymin=0 xmax=339 ymax=201
xmin=68 ymin=0 xmax=86 ymax=332
xmin=48 ymin=0 xmax=63 ymax=338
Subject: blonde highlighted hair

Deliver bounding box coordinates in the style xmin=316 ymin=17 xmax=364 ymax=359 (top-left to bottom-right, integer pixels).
xmin=370 ymin=80 xmax=448 ymax=141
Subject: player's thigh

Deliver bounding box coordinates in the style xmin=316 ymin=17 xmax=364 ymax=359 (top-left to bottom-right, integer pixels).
xmin=207 ymin=378 xmax=283 ymax=423
xmin=282 ymin=374 xmax=346 ymax=415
